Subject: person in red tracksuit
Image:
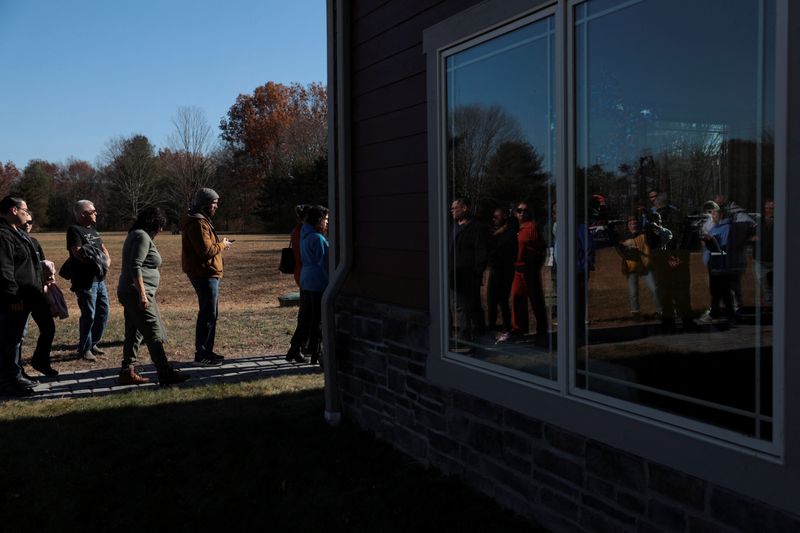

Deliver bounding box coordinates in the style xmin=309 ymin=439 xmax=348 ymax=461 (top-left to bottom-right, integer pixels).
xmin=289 ymin=205 xmax=311 ymax=288
xmin=510 ymin=201 xmax=548 ymax=338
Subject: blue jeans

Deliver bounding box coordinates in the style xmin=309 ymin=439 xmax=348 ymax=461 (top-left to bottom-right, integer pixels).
xmin=0 ymin=309 xmax=29 ymax=384
xmin=626 ymin=271 xmax=661 ymax=314
xmin=75 ymin=280 xmax=110 ymax=354
xmin=191 ymin=277 xmax=219 ymax=357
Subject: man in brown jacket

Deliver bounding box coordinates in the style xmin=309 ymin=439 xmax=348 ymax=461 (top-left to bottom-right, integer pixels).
xmin=180 ymin=188 xmax=231 ymax=366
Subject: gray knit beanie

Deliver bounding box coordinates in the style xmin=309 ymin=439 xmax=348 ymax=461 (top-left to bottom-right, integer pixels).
xmin=192 ymin=188 xmax=220 ymax=210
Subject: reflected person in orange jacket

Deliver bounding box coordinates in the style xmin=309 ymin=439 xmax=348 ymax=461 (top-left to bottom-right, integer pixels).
xmin=509 ymin=201 xmax=548 ymax=338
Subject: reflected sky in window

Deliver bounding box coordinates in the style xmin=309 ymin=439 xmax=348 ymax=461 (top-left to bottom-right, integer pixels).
xmin=447 ymin=16 xmax=555 ymax=172
xmin=576 ymin=0 xmax=775 ymax=172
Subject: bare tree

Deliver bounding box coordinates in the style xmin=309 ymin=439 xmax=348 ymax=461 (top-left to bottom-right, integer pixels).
xmin=162 ymin=106 xmax=216 ymax=217
xmin=448 ymin=104 xmax=524 ymax=206
xmin=103 ymin=134 xmax=162 ymax=226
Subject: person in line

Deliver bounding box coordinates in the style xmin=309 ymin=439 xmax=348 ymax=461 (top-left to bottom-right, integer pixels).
xmin=486 ymin=207 xmax=517 ymax=333
xmin=290 ymin=204 xmax=311 ymax=288
xmin=286 ymin=205 xmax=329 ymax=365
xmin=647 ymin=190 xmax=696 ymax=332
xmin=65 ymin=199 xmax=111 ymax=361
xmin=506 ymin=201 xmax=548 ymax=341
xmin=700 ymin=204 xmax=738 ymax=324
xmin=288 ymin=204 xmax=310 ymax=354
xmin=0 ymin=196 xmax=41 ymax=396
xmin=712 ymin=193 xmax=757 ymax=309
xmin=616 ymin=215 xmax=661 ymax=320
xmin=20 ymin=218 xmax=58 ymax=376
xmin=449 ymin=197 xmax=487 ymax=344
xmin=575 ymin=212 xmax=596 ymax=345
xmin=180 ymin=188 xmax=232 ymax=366
xmin=754 ymin=198 xmax=774 ymax=307
xmin=117 ymin=207 xmax=189 ymax=386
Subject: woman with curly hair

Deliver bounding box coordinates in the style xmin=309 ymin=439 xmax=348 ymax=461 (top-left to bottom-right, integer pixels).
xmin=116 ymin=207 xmax=189 ymax=386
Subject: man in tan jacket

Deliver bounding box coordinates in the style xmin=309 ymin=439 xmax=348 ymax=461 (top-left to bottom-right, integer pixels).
xmin=180 ymin=188 xmax=232 ymax=366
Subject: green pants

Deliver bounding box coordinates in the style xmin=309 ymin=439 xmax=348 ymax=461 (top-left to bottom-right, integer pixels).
xmin=118 ymin=291 xmax=170 ymax=373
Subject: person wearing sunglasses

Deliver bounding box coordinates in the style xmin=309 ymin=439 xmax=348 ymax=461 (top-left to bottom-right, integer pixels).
xmin=65 ymin=199 xmax=111 ymax=362
xmin=507 ymin=201 xmax=548 ymax=341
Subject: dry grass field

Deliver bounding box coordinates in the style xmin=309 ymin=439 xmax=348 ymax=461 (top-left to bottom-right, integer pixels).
xmin=27 ymin=231 xmax=300 ymax=374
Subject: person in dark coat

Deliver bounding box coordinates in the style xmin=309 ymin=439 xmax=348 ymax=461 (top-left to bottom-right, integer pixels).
xmin=449 ymin=197 xmax=488 ymax=343
xmin=20 ymin=218 xmax=58 ymax=376
xmin=486 ymin=207 xmax=517 ymax=332
xmin=0 ymin=196 xmax=41 ymax=396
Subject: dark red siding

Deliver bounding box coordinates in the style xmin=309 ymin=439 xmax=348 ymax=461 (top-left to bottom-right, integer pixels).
xmin=346 ymin=0 xmax=483 ymax=308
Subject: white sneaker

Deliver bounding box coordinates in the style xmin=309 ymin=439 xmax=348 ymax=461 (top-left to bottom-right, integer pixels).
xmin=696 ymin=311 xmax=714 ymax=325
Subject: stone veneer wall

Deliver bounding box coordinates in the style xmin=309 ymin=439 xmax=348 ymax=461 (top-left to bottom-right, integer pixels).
xmin=334 ymin=295 xmax=800 ymax=533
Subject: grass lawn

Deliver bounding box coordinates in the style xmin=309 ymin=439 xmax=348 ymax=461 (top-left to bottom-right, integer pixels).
xmin=0 ymin=376 xmax=542 ymax=533
xmin=5 ymin=231 xmax=543 ymax=532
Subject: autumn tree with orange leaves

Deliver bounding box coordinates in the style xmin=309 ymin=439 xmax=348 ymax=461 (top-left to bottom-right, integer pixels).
xmin=219 ymin=81 xmax=327 ymax=231
xmin=0 ymin=161 xmax=21 ymax=198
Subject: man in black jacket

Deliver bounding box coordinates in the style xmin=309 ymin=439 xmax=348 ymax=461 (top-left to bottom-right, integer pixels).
xmin=0 ymin=196 xmax=42 ymax=396
xmin=449 ymin=197 xmax=488 ymax=344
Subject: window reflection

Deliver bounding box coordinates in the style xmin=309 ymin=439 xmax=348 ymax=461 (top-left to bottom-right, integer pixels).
xmin=445 ymin=15 xmax=557 ymax=380
xmin=575 ymin=0 xmax=775 ymax=440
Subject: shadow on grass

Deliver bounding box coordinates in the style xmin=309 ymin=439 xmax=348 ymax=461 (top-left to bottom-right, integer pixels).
xmin=0 ymin=387 xmax=543 ymax=533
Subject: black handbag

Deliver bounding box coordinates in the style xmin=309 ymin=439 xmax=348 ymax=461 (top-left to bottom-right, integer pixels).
xmin=279 ymin=245 xmax=295 ymax=274
xmin=58 ymin=257 xmax=74 ymax=280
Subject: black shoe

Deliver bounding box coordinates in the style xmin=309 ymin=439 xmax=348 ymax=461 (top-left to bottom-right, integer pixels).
xmin=194 ymin=355 xmax=223 ymax=367
xmin=159 ymin=369 xmax=190 ymax=386
xmin=0 ymin=382 xmax=33 ymax=397
xmin=285 ymin=348 xmax=306 ymax=364
xmin=31 ymin=362 xmax=59 ymax=377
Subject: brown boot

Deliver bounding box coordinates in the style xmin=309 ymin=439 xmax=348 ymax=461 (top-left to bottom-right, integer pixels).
xmin=117 ymin=367 xmax=150 ymax=385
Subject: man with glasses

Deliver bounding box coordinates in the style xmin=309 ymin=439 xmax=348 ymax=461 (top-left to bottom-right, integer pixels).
xmin=0 ymin=196 xmax=42 ymax=396
xmin=449 ymin=197 xmax=487 ymax=346
xmin=180 ymin=188 xmax=232 ymax=366
xmin=65 ymin=199 xmax=111 ymax=361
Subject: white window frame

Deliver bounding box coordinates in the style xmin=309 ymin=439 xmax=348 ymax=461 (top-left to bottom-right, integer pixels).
xmin=424 ymin=0 xmax=797 ymax=513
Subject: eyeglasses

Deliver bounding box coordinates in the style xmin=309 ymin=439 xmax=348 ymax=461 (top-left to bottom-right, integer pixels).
xmin=516 ymin=208 xmax=529 ymax=213
xmin=18 ymin=206 xmax=32 ymax=215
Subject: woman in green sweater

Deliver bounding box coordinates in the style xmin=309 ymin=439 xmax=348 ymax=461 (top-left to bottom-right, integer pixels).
xmin=117 ymin=207 xmax=188 ymax=386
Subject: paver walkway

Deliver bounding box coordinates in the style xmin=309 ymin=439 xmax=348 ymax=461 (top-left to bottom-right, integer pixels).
xmin=16 ymin=355 xmax=321 ymax=400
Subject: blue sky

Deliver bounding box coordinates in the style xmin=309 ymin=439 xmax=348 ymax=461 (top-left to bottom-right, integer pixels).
xmin=0 ymin=0 xmax=327 ymax=169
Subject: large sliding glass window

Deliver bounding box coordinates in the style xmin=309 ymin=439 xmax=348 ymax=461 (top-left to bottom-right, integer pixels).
xmin=432 ymin=0 xmax=781 ymax=448
xmin=574 ymin=0 xmax=776 ymax=441
xmin=444 ymin=12 xmax=558 ymax=381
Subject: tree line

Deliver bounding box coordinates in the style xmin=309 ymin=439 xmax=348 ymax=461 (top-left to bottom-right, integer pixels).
xmin=0 ymin=81 xmax=328 ymax=233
